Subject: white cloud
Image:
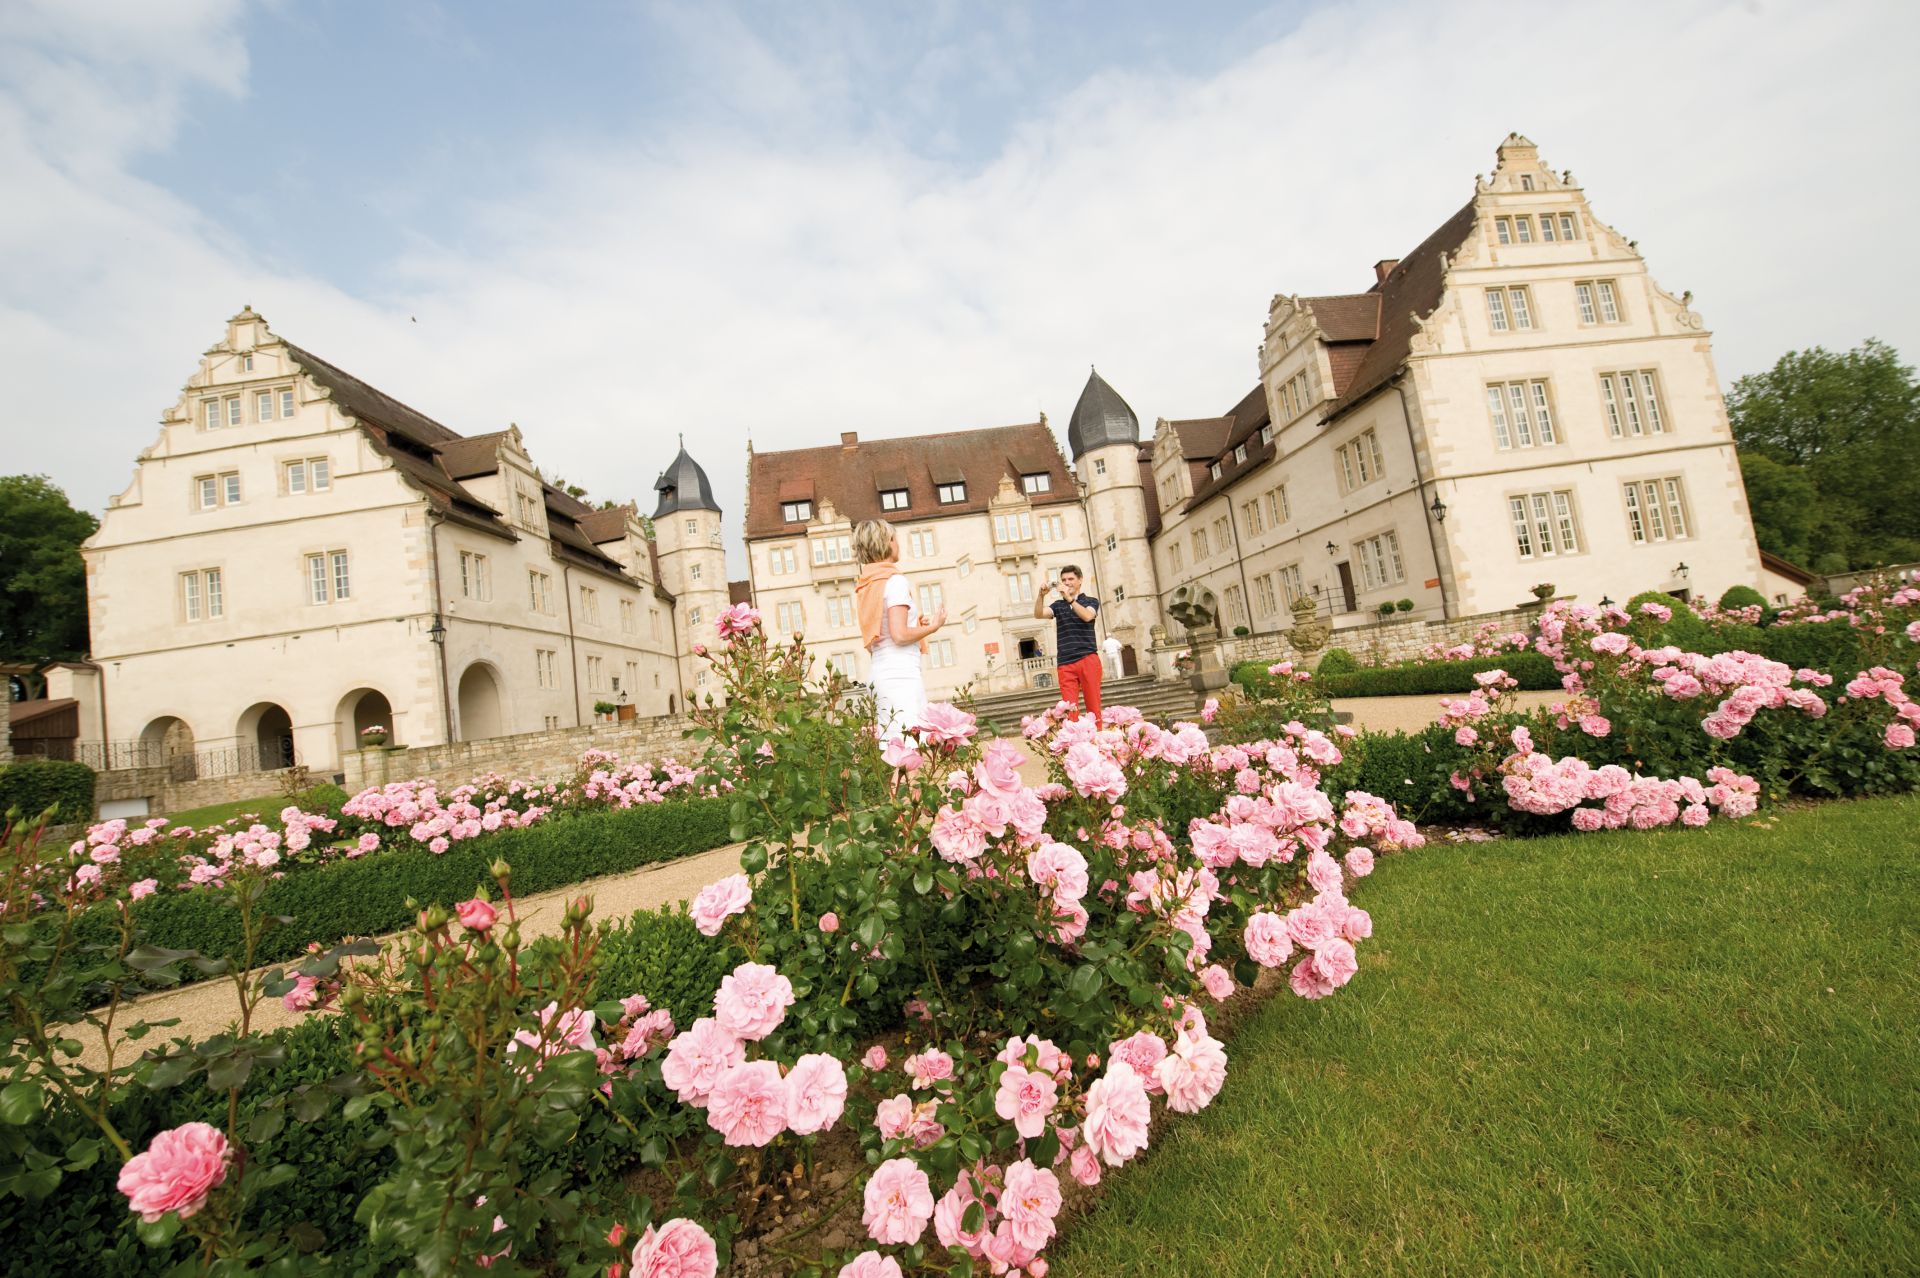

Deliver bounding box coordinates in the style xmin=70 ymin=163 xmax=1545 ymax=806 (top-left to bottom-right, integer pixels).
xmin=3 ymin=0 xmax=1918 ymax=580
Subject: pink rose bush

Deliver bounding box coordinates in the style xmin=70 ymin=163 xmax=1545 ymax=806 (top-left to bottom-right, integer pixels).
xmin=117 ymin=1122 xmax=230 ymax=1222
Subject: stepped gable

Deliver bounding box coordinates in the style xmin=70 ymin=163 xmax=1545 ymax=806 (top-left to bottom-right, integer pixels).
xmin=1182 ymin=384 xmax=1274 ymax=511
xmin=744 ymin=422 xmax=1072 ymax=539
xmin=1066 ymin=368 xmax=1141 ymax=458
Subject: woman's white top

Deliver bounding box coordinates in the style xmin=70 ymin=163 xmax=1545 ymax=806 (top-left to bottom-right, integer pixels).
xmin=867 ymin=572 xmax=920 ymax=681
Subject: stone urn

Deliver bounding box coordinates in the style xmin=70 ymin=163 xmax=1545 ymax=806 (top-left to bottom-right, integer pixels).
xmin=359 ymin=729 xmax=389 ymax=749
xmin=1284 ymin=596 xmax=1332 ymax=664
xmin=1168 ymin=601 xmax=1230 ymax=692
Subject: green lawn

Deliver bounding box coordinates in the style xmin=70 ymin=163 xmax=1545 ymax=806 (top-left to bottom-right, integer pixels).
xmin=1054 ymin=795 xmax=1920 ymax=1277
xmin=161 ymin=793 xmax=287 ymax=827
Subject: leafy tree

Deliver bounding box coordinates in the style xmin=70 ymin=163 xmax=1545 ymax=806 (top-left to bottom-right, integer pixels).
xmin=0 ymin=475 xmax=97 ymax=663
xmin=1726 ymin=340 xmax=1920 ymax=568
xmin=1737 ymin=453 xmax=1816 ymax=565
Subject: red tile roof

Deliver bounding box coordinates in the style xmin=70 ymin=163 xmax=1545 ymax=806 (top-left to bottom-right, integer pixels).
xmin=745 ymin=423 xmax=1076 ymax=540
xmin=1182 ymin=386 xmax=1274 ymax=511
xmin=729 ymin=580 xmax=754 ymax=606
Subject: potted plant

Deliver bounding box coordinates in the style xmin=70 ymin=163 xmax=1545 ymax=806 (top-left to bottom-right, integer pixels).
xmin=1396 ymin=598 xmax=1414 ymax=613
xmin=358 ymin=724 xmax=389 ymax=748
xmin=592 ymin=699 xmax=617 ymax=722
xmin=1376 ymin=601 xmax=1397 ymax=618
xmin=1232 ymin=625 xmax=1251 ymax=637
xmin=1530 ymin=582 xmax=1557 ymax=603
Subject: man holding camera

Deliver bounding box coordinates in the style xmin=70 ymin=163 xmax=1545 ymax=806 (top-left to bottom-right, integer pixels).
xmin=1033 ymin=565 xmax=1102 ymax=721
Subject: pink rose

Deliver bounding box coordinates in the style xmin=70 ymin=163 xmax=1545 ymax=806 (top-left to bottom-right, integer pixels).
xmin=1154 ymin=1031 xmax=1228 ymax=1113
xmin=690 ymin=874 xmax=752 ymax=937
xmin=994 ymin=1063 xmax=1059 ymax=1139
xmin=819 ymin=911 xmax=840 ymax=933
xmin=974 ymin=738 xmax=1027 ymax=798
xmin=128 ymin=878 xmax=158 ymax=901
xmin=706 ymin=1060 xmax=788 ymax=1147
xmin=875 ymin=1092 xmax=914 ymax=1139
xmin=839 ymin=1253 xmax=905 ymax=1278
xmin=930 ymin=806 xmax=988 ymax=863
xmin=1888 ymin=723 xmax=1916 ymax=749
xmin=1025 ymin=841 xmax=1089 ymax=903
xmin=880 ymin=737 xmax=924 ymax=771
xmin=1344 ymin=847 xmax=1374 ymax=878
xmin=1200 ymin=963 xmax=1234 ymax=1001
xmin=455 ymin=897 xmax=497 ymax=932
xmin=660 ymin=1018 xmax=746 ymax=1106
xmin=862 ymin=1045 xmax=889 ymax=1071
xmin=862 ymin=1157 xmax=935 ymax=1245
xmin=1306 ymin=850 xmax=1343 ymax=894
xmin=630 ymin=1217 xmax=718 ymax=1278
xmin=999 ymin=1158 xmax=1063 ymax=1252
xmin=1242 ymin=911 xmax=1293 ymax=968
xmin=905 ymin=1049 xmax=954 ymax=1089
xmin=713 ymin=962 xmax=794 ymax=1041
xmin=1082 ymin=1061 xmax=1151 ymax=1167
xmin=785 ymin=1053 xmax=848 ymax=1135
xmin=117 ymin=1122 xmax=230 ymax=1222
xmin=1106 ymin=1031 xmax=1168 ymax=1091
xmin=916 ymin=703 xmax=979 ymax=746
xmin=934 ymin=1173 xmax=993 ymax=1253
xmin=1070 ymin=1140 xmax=1103 ymax=1185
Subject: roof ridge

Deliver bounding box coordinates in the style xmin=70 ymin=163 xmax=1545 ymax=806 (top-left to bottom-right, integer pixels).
xmin=750 ymin=420 xmax=1051 ymax=458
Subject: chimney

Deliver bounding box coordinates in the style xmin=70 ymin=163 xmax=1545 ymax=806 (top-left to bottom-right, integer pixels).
xmin=840 ymin=431 xmax=858 ymax=448
xmin=1373 ymin=259 xmax=1400 ymax=285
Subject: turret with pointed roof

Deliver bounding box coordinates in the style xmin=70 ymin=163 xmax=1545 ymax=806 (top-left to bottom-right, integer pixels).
xmin=654 ymin=439 xmax=720 ymax=516
xmin=1066 ymin=368 xmax=1140 ymax=459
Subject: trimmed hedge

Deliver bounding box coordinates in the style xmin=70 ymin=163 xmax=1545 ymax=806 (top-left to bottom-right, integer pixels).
xmin=1718 ymin=584 xmax=1767 ymax=610
xmin=1316 ymin=648 xmax=1360 ymax=676
xmin=9 ymin=905 xmax=722 ymax=1277
xmin=1757 ymin=620 xmax=1867 ymax=676
xmin=75 ymin=797 xmax=733 ymax=979
xmin=0 ymin=758 xmax=95 ymax=825
xmin=1235 ymin=653 xmax=1561 ymax=699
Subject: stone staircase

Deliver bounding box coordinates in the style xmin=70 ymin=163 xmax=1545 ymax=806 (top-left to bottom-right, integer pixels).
xmin=960 ymin=674 xmax=1205 ymax=734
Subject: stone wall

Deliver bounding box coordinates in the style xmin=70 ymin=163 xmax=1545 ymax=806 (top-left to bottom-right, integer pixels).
xmin=342 ymin=713 xmax=695 ymax=792
xmin=93 ymin=763 xmax=312 ymax=818
xmin=1157 ymin=603 xmax=1545 ymax=675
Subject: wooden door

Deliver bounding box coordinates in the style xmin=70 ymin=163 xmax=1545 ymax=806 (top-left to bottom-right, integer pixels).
xmin=1336 ymin=561 xmax=1357 ymax=613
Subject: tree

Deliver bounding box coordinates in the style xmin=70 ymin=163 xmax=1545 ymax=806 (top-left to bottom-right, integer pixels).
xmin=1737 ymin=453 xmax=1816 ymax=565
xmin=0 ymin=475 xmax=98 ymax=663
xmin=1726 ymin=340 xmax=1920 ymax=568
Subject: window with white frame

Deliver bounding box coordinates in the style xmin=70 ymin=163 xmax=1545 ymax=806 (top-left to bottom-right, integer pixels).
xmin=1259 ymin=423 xmax=1273 ymax=445
xmin=1233 ymin=444 xmax=1247 ymax=465
xmin=1598 ymin=370 xmax=1667 ymax=438
xmin=1208 ymin=461 xmax=1223 ymax=481
xmin=534 ymin=649 xmax=557 ymax=690
xmin=1277 ymin=371 xmax=1311 ymax=420
xmin=1213 ymin=516 xmax=1229 ymax=550
xmin=685 ymin=519 xmax=697 ymax=535
xmin=649 ymin=608 xmax=662 ymax=638
xmin=1005 ymin=572 xmax=1032 ymax=602
xmin=956 ymin=555 xmax=971 ymax=578
xmin=1265 ymin=484 xmax=1290 ymax=525
xmin=255 ymin=386 xmax=295 ymax=421
xmin=1356 ymin=530 xmax=1406 ymax=590
xmin=1093 ymin=458 xmax=1107 ymax=476
xmin=1486 ymin=286 xmax=1535 ymax=332
xmin=1554 ymin=212 xmax=1578 ymax=240
xmin=828 ymin=650 xmax=856 ymax=671
xmin=916 ymin=583 xmax=944 ymax=616
xmin=937 ymin=481 xmax=966 ymax=504
xmin=689 ymin=606 xmax=703 ymax=627
xmin=516 ymin=491 xmax=540 ymax=529
xmin=1223 ymin=585 xmax=1247 ymax=625
xmin=306 ymin=551 xmax=350 ymax=604
xmin=240 ymin=354 xmax=253 ymax=372
xmin=1575 ymin=279 xmax=1623 ymax=325
xmin=880 ymin=488 xmax=910 ymax=511
xmin=993 ymin=511 xmax=1032 ymax=543
xmin=1279 ymin=563 xmax=1304 ymax=606
xmin=579 ymin=585 xmax=600 ymax=624
xmin=459 ymin=551 xmax=490 ymax=600
xmin=781 ymin=500 xmax=812 ymax=523
xmin=769 ymin=545 xmax=798 ymax=575
xmin=1104 ymin=533 xmax=1116 ymax=551
xmin=528 ymin=570 xmax=554 ymax=614
xmin=1192 ymin=528 xmax=1210 ymax=560
xmin=962 ymin=609 xmax=978 ymax=634
xmin=776 ymin=600 xmax=806 ymax=632
xmin=812 ymin=534 xmax=853 ymax=565
xmin=181 ymin=568 xmax=223 ymax=621
xmin=1169 ymin=542 xmax=1184 ymax=573
xmin=1494 ymin=214 xmax=1534 ymax=244
xmin=690 ymin=563 xmax=703 ymax=581
xmin=283 ymin=457 xmax=330 ymax=494
xmin=196 ymin=472 xmax=241 ymax=509
xmin=201 ymin=395 xmax=241 ymax=430
xmin=586 ymin=655 xmax=604 ymax=692
xmin=1021 ymin=473 xmax=1051 ymax=494
xmin=908 ymin=529 xmax=937 ymax=559
xmin=1242 ymin=498 xmax=1264 ymax=536
xmin=1336 ymin=429 xmax=1385 ymax=492
xmin=620 ymin=599 xmax=636 ymax=633
xmin=825 ymin=595 xmax=854 ymax=627
xmin=927 ymin=639 xmax=956 ymax=669
xmin=1623 ymin=477 xmax=1692 ymax=544
xmin=1509 ymin=491 xmax=1582 ymax=559
xmin=1485 ymin=380 xmax=1559 ymax=449
xmin=1254 ymin=573 xmax=1277 ymax=616
xmin=1037 ymin=513 xmax=1065 ymax=542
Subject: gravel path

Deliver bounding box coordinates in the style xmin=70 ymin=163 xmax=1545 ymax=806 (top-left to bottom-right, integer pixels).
xmin=1331 ymin=689 xmax=1561 ymax=735
xmin=79 ymin=841 xmax=750 ymax=1068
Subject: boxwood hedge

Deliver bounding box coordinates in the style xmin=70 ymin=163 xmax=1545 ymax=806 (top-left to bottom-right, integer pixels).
xmin=1233 ymin=652 xmax=1561 ymax=699
xmin=0 ymin=758 xmax=95 ymax=825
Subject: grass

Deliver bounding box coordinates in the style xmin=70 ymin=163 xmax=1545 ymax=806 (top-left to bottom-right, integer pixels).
xmin=1052 ymin=794 xmax=1920 ymax=1277
xmin=161 ymin=793 xmax=288 ymax=826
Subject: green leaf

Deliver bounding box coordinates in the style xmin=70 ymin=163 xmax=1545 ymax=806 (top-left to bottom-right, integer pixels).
xmin=739 ymin=843 xmax=768 ymax=874
xmin=342 ymin=1094 xmax=374 ymax=1122
xmin=962 ymin=1200 xmax=986 ymax=1234
xmin=0 ymin=1082 xmax=42 ymax=1125
xmin=136 ymin=1212 xmax=184 ymax=1247
xmin=1066 ymin=963 xmax=1103 ymax=1004
xmin=912 ymin=868 xmax=934 ymax=895
xmin=249 ymin=1106 xmax=286 ymax=1144
xmin=124 ymin=944 xmax=199 ymax=973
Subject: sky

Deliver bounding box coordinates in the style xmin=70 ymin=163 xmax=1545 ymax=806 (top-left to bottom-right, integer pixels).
xmin=3 ymin=0 xmax=1917 ymax=576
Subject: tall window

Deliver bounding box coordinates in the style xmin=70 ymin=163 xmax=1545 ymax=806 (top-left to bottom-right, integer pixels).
xmin=1192 ymin=528 xmax=1209 ymax=561
xmin=1336 ymin=429 xmax=1385 ymax=492
xmin=1021 ymin=473 xmax=1051 ymax=494
xmin=825 ymin=595 xmax=854 ymax=627
xmin=1093 ymin=459 xmax=1107 ymax=475
xmin=880 ymin=488 xmax=910 ymax=511
xmin=307 ymin=551 xmax=350 ymax=604
xmin=1575 ymin=279 xmax=1623 ymax=325
xmin=690 ymin=564 xmax=703 ymax=581
xmin=536 ymin=649 xmax=558 ymax=689
xmin=926 ymin=639 xmax=956 ymax=669
xmin=460 ymin=551 xmax=490 ymax=600
xmin=776 ymin=601 xmax=806 ymax=632
xmin=1623 ymin=477 xmax=1692 ymax=544
xmin=1356 ymin=531 xmax=1405 ymax=590
xmin=1509 ymin=491 xmax=1581 ymax=559
xmin=620 ymin=599 xmax=636 ymax=633
xmin=812 ymin=534 xmax=853 ymax=565
xmin=993 ymin=511 xmax=1032 ymax=543
xmin=1212 ymin=516 xmax=1229 ymax=548
xmin=649 ymin=608 xmax=662 ymax=638
xmin=1169 ymin=542 xmax=1184 ymax=573
xmin=1279 ymin=563 xmax=1304 ymax=607
xmin=1253 ymin=573 xmax=1277 ymax=617
xmin=936 ymin=482 xmax=967 ymax=504
xmin=284 ymin=457 xmax=330 ymax=494
xmin=770 ymin=546 xmax=798 ymax=575
xmin=586 ymin=655 xmax=604 ymax=691
xmin=1242 ymin=499 xmax=1264 ymax=536
xmin=689 ymin=606 xmax=703 ymax=627
xmin=1005 ymin=572 xmax=1032 ymax=602
xmin=1277 ymin=370 xmax=1311 ymax=420
xmin=579 ymin=586 xmax=600 ymax=624
xmin=1037 ymin=513 xmax=1065 ymax=542
xmin=1599 ymin=370 xmax=1668 ymax=438
xmin=1223 ymin=585 xmax=1247 ymax=625
xmin=181 ymin=568 xmax=223 ymax=621
xmin=781 ymin=500 xmax=812 ymax=522
xmin=1485 ymin=380 xmax=1558 ymax=449
xmin=517 ymin=492 xmax=540 ymax=528
xmin=908 ymin=529 xmax=937 ymax=559
xmin=529 ymin=570 xmax=554 ymax=614
xmin=917 ymin=583 xmax=944 ymax=616
xmin=1486 ymin=286 xmax=1534 ymax=332
xmin=1265 ymin=485 xmax=1289 ymax=525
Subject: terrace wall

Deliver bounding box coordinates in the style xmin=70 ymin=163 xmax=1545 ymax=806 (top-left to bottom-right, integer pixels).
xmin=342 ymin=713 xmax=695 ymax=792
xmin=1154 ymin=602 xmax=1546 ymax=675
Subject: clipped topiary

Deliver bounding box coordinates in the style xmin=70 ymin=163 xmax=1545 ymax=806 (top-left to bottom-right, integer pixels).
xmin=1316 ymin=647 xmax=1360 ymax=675
xmin=1718 ymin=584 xmax=1767 ymax=610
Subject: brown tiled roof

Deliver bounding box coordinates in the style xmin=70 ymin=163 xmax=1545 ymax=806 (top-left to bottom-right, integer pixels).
xmin=1183 ymin=386 xmax=1274 ymax=511
xmin=729 ymin=580 xmax=754 ymax=606
xmin=647 ymin=541 xmax=674 ymax=602
xmin=440 ymin=431 xmax=509 ymax=480
xmin=1305 ymin=294 xmax=1382 ymax=342
xmin=576 ymin=503 xmax=636 ymax=544
xmin=1165 ymin=417 xmax=1234 ymax=460
xmin=9 ymin=698 xmax=78 ymax=736
xmin=1326 ymin=343 xmax=1370 ymax=397
xmin=1760 ymin=548 xmax=1815 ymax=587
xmin=1312 ymin=199 xmax=1478 ymax=417
xmin=284 ymin=342 xmax=463 ymax=449
xmin=744 ymin=423 xmax=1074 ymax=540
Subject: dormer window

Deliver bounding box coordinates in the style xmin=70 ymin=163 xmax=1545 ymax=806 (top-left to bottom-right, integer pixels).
xmin=880 ymin=488 xmax=910 ymax=511
xmin=1021 ymin=472 xmax=1051 ymax=495
xmin=936 ymin=482 xmax=966 ymax=504
xmin=241 ymin=354 xmax=254 ymax=372
xmin=781 ymin=500 xmax=812 ymax=522
xmin=1209 ymin=462 xmax=1222 ymax=481
xmin=1259 ymin=424 xmax=1273 ymax=445
xmin=202 ymin=395 xmax=240 ymax=430
xmin=1520 ymin=174 xmax=1534 ymax=191
xmin=1233 ymin=444 xmax=1247 ymax=464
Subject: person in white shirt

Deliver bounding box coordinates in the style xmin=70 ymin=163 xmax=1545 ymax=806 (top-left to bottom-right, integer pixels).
xmin=853 ymin=518 xmax=946 ymax=742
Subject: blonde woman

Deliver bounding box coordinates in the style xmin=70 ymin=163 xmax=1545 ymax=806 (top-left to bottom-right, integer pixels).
xmin=854 ymin=518 xmax=946 ymax=741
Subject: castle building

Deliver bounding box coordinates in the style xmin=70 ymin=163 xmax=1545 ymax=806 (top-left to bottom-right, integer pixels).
xmin=1150 ymin=133 xmax=1763 ymax=634
xmin=83 ymin=309 xmax=695 ymax=775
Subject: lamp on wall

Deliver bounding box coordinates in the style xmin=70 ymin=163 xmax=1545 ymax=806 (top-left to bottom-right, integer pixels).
xmin=1325 ymin=540 xmax=1338 ymax=556
xmin=1428 ymin=494 xmax=1448 ymax=523
xmin=1674 ymin=562 xmax=1690 ymax=578
xmin=427 ymin=615 xmax=447 ymax=646
xmin=1599 ymin=595 xmax=1614 ymax=607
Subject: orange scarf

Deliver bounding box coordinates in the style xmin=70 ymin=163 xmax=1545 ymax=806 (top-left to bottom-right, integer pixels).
xmin=856 ymin=561 xmax=927 ymax=653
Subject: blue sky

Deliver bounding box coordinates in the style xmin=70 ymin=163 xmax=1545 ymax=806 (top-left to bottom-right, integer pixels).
xmin=4 ymin=0 xmax=1918 ymax=575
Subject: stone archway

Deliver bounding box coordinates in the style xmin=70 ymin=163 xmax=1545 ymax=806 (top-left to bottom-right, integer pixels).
xmin=456 ymin=664 xmax=503 ymax=741
xmin=138 ymin=715 xmax=195 ymax=767
xmin=336 ymin=687 xmax=396 ymax=757
xmin=236 ymin=702 xmax=295 ymax=771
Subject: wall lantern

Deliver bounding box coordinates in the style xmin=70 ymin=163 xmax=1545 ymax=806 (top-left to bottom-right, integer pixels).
xmin=1325 ymin=540 xmax=1338 ymax=556
xmin=427 ymin=616 xmax=447 ymax=646
xmin=1428 ymin=494 xmax=1448 ymax=523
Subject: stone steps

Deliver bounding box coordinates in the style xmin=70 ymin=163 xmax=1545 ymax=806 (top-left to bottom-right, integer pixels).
xmin=961 ymin=674 xmax=1203 ymax=733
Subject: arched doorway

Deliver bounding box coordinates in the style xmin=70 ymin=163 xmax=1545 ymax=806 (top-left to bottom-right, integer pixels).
xmin=456 ymin=664 xmax=503 ymax=740
xmin=336 ymin=688 xmax=396 ymax=756
xmin=237 ymin=702 xmax=295 ymax=771
xmin=138 ymin=715 xmax=194 ymax=767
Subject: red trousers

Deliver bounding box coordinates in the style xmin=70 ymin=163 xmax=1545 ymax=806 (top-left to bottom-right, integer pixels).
xmin=1056 ymin=653 xmax=1103 ymax=721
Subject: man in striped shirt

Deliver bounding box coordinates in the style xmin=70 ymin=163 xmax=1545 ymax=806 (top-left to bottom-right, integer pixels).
xmin=1034 ymin=565 xmax=1101 ymax=721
